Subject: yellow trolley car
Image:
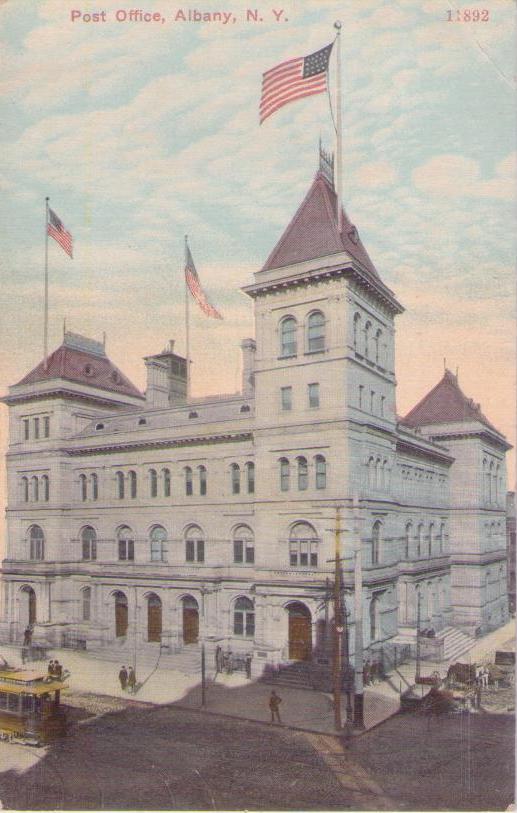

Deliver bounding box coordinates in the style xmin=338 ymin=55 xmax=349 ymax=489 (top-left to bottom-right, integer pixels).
xmin=0 ymin=669 xmax=68 ymax=745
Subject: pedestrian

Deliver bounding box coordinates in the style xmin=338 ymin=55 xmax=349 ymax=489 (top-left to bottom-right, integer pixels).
xmin=245 ymin=653 xmax=252 ymax=680
xmin=482 ymin=666 xmax=489 ymax=689
xmin=127 ymin=666 xmax=136 ymax=694
xmin=119 ymin=665 xmax=128 ymax=691
xmin=363 ymin=660 xmax=370 ymax=687
xmin=269 ymin=690 xmax=282 ymax=724
xmin=54 ymin=660 xmax=63 ymax=680
xmin=370 ymin=661 xmax=377 ymax=684
xmin=48 ymin=660 xmax=55 ymax=677
xmin=475 ymin=665 xmax=482 ymax=687
xmin=226 ymin=649 xmax=233 ymax=675
xmin=23 ymin=626 xmax=32 ymax=647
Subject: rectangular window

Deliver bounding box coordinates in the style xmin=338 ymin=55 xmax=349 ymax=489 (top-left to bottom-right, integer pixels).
xmin=234 ymin=540 xmax=243 ymax=563
xmin=34 ymin=417 xmax=40 ymax=439
xmin=359 ymin=385 xmax=364 ymax=409
xmin=118 ymin=540 xmax=127 ymax=561
xmin=196 ymin=539 xmax=205 ymax=563
xmin=289 ymin=543 xmax=298 ymax=567
xmin=310 ymin=551 xmax=318 ymax=567
xmin=128 ymin=540 xmax=135 ymax=561
xmin=234 ymin=612 xmax=244 ymax=636
xmin=281 ymin=386 xmax=292 ymax=411
xmin=308 ymin=383 xmax=320 ymax=408
xmin=43 ymin=417 xmax=50 ymax=437
xmin=186 ymin=539 xmax=195 ymax=562
xmin=300 ymin=541 xmax=308 ymax=567
xmin=245 ymin=544 xmax=255 ymax=564
xmin=370 ymin=391 xmax=375 ymax=413
xmin=23 ymin=419 xmax=29 ymax=440
xmin=245 ymin=612 xmax=255 ymax=637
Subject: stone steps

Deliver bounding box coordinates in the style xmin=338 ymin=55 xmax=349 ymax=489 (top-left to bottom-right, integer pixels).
xmin=439 ymin=626 xmax=474 ymax=662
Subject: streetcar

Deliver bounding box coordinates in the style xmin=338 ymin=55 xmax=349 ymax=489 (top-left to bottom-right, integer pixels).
xmin=0 ymin=668 xmax=68 ymax=745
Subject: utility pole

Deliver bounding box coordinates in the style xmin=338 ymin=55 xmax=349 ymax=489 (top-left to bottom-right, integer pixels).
xmin=200 ymin=583 xmax=207 ymax=707
xmin=333 ymin=506 xmax=343 ymax=732
xmin=415 ymin=590 xmax=422 ymax=683
xmin=353 ymin=494 xmax=365 ymax=729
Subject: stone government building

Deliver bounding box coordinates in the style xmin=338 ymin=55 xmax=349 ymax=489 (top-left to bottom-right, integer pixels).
xmin=0 ymin=159 xmax=510 ymax=673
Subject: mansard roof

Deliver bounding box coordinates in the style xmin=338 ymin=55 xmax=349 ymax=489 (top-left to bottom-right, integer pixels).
xmin=261 ymin=170 xmax=380 ymax=279
xmin=401 ymin=369 xmax=499 ymax=433
xmin=14 ymin=332 xmax=144 ymax=401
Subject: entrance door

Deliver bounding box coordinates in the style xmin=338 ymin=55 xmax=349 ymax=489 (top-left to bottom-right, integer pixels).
xmin=115 ymin=592 xmax=128 ymax=638
xmin=182 ymin=597 xmax=199 ymax=644
xmin=147 ymin=594 xmax=162 ymax=642
xmin=288 ymin=603 xmax=312 ymax=661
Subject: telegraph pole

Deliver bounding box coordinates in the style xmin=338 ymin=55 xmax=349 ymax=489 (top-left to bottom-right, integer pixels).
xmin=415 ymin=590 xmax=422 ymax=683
xmin=353 ymin=494 xmax=365 ymax=729
xmin=333 ymin=506 xmax=343 ymax=732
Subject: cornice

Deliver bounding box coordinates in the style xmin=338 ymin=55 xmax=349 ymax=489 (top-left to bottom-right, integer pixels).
xmin=64 ymin=431 xmax=253 ymax=456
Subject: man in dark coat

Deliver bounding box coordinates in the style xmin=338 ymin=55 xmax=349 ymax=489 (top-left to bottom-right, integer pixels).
xmin=119 ymin=665 xmax=128 ymax=691
xmin=269 ymin=690 xmax=282 ymax=724
xmin=23 ymin=626 xmax=32 ymax=647
xmin=127 ymin=666 xmax=136 ymax=694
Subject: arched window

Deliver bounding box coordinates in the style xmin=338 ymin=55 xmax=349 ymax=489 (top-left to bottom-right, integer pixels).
xmin=280 ymin=458 xmax=290 ymax=492
xmin=79 ymin=473 xmax=87 ymax=502
xmin=31 ymin=475 xmax=39 ymax=503
xmin=231 ymin=463 xmax=240 ymax=495
xmin=81 ymin=526 xmax=97 ymax=561
xmin=297 ymin=456 xmax=308 ymax=491
xmin=374 ymin=329 xmax=382 ymax=364
xmin=367 ymin=456 xmax=375 ymax=489
xmin=405 ymin=523 xmax=412 ymax=559
xmin=315 ymin=455 xmax=326 ymax=489
xmin=370 ymin=594 xmax=380 ymax=641
xmin=428 ymin=523 xmax=434 ymax=557
xmin=371 ymin=521 xmax=381 ymax=565
xmin=184 ymin=466 xmax=193 ymax=497
xmin=129 ymin=470 xmax=137 ymax=499
xmin=245 ymin=462 xmax=255 ymax=494
xmin=116 ymin=471 xmax=125 ymax=500
xmin=382 ymin=460 xmax=389 ymax=489
xmin=29 ymin=525 xmax=44 ymax=560
xmin=91 ymin=473 xmax=98 ymax=501
xmin=353 ymin=312 xmax=361 ymax=350
xmin=289 ymin=522 xmax=319 ymax=567
xmin=22 ymin=476 xmax=29 ymax=503
xmin=198 ymin=465 xmax=207 ymax=496
xmin=417 ymin=523 xmax=424 ymax=558
xmin=150 ymin=525 xmax=167 ymax=562
xmin=149 ymin=469 xmax=158 ymax=498
xmin=364 ymin=321 xmax=372 ymax=359
xmin=81 ymin=587 xmax=91 ymax=622
xmin=185 ymin=525 xmax=204 ymax=563
xmin=233 ymin=526 xmax=255 ymax=564
xmin=117 ymin=526 xmax=134 ymax=561
xmin=147 ymin=593 xmax=162 ymax=642
xmin=162 ymin=468 xmax=171 ymax=498
xmin=234 ymin=597 xmax=255 ymax=637
xmin=280 ymin=316 xmax=297 ymax=357
xmin=307 ymin=311 xmax=325 ymax=352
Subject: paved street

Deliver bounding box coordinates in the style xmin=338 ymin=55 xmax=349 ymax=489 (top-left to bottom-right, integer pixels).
xmin=0 ymin=693 xmax=513 ymax=810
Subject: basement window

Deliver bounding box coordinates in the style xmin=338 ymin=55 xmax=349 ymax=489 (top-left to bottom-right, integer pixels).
xmin=95 ymin=423 xmax=104 ymax=431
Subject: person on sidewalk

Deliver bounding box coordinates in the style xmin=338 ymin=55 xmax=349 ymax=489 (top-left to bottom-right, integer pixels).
xmin=127 ymin=666 xmax=136 ymax=694
xmin=48 ymin=660 xmax=55 ymax=678
xmin=245 ymin=653 xmax=252 ymax=680
xmin=23 ymin=626 xmax=32 ymax=647
xmin=269 ymin=690 xmax=282 ymax=724
xmin=54 ymin=660 xmax=63 ymax=680
xmin=119 ymin=665 xmax=128 ymax=691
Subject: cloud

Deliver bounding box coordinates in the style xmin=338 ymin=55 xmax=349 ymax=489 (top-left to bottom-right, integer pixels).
xmin=354 ymin=160 xmax=397 ymax=188
xmin=412 ymin=153 xmax=516 ymax=199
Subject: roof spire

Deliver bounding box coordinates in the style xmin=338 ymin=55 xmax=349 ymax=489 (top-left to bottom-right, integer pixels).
xmin=319 ymin=139 xmax=334 ymax=188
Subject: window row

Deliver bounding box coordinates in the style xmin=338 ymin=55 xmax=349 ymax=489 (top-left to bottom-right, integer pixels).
xmin=352 ymin=312 xmax=387 ymax=367
xmin=22 ymin=415 xmax=50 ymax=441
xmin=280 ymin=383 xmax=320 ymax=411
xmin=482 ymin=459 xmax=503 ymax=505
xmin=401 ymin=521 xmax=447 ymax=561
xmin=279 ymin=311 xmax=325 ymax=358
xmin=358 ymin=387 xmax=386 ymax=417
xmin=21 ymin=475 xmax=49 ymax=503
xmin=366 ymin=457 xmax=391 ymax=490
xmin=279 ymin=456 xmax=327 ymax=492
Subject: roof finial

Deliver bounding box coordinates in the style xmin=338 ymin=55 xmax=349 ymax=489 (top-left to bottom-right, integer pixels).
xmin=319 ymin=140 xmax=334 ymax=188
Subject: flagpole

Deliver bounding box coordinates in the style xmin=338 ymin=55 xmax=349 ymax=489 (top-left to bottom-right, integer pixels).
xmin=184 ymin=234 xmax=191 ymax=401
xmin=44 ymin=197 xmax=50 ymax=369
xmin=334 ymin=21 xmax=343 ymax=233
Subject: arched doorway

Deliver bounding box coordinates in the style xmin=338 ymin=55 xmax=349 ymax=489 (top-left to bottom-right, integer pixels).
xmin=114 ymin=591 xmax=128 ymax=638
xmin=147 ymin=594 xmax=162 ymax=642
xmin=286 ymin=602 xmax=312 ymax=661
xmin=20 ymin=586 xmax=36 ymax=627
xmin=182 ymin=596 xmax=199 ymax=644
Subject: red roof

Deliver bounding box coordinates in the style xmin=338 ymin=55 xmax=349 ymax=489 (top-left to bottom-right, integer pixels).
xmin=15 ymin=343 xmax=144 ymax=401
xmin=401 ymin=370 xmax=498 ymax=432
xmin=261 ymin=171 xmax=380 ymax=278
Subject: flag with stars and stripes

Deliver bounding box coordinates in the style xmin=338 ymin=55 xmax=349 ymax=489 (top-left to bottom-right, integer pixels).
xmin=185 ymin=246 xmax=223 ymax=320
xmin=47 ymin=207 xmax=73 ymax=258
xmin=260 ymin=42 xmax=334 ymax=124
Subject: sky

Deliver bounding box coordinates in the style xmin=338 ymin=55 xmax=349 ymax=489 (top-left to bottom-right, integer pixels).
xmin=0 ymin=0 xmax=515 ymax=551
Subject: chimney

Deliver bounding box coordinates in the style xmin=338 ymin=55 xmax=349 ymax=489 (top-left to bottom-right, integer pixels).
xmin=144 ymin=340 xmax=187 ymax=408
xmin=240 ymin=338 xmax=256 ymax=397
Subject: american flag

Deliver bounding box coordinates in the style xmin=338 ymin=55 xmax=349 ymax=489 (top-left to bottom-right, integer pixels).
xmin=185 ymin=246 xmax=223 ymax=320
xmin=260 ymin=43 xmax=334 ymax=124
xmin=47 ymin=207 xmax=73 ymax=258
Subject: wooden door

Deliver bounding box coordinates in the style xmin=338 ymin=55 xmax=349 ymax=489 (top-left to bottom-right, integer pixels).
xmin=288 ymin=614 xmax=312 ymax=661
xmin=115 ymin=599 xmax=128 ymax=638
xmin=183 ymin=608 xmax=199 ymax=644
xmin=148 ymin=602 xmax=162 ymax=642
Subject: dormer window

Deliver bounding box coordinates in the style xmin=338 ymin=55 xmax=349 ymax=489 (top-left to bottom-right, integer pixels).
xmin=110 ymin=371 xmax=121 ymax=384
xmin=84 ymin=364 xmax=95 ymax=377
